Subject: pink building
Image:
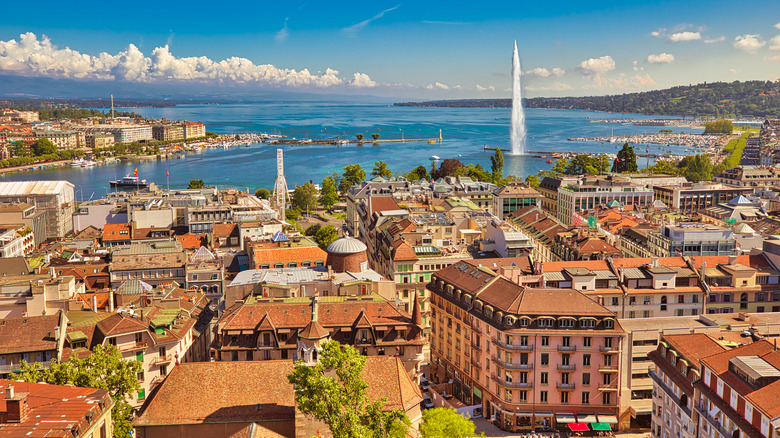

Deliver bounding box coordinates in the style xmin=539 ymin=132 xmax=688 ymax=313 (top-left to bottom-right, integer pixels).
xmin=428 ymin=262 xmax=625 ymax=433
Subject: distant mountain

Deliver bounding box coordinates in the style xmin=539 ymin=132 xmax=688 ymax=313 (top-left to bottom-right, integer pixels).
xmin=395 ymin=80 xmax=780 ymax=118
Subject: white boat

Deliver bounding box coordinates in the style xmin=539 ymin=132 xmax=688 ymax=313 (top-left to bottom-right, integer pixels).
xmin=429 ymin=155 xmax=441 ymax=161
xmin=70 ymin=158 xmax=97 ymax=167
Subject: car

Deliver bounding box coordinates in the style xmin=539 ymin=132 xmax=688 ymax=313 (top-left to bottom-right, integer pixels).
xmin=421 ymin=397 xmax=435 ymax=409
xmin=419 ymin=377 xmax=430 ymax=392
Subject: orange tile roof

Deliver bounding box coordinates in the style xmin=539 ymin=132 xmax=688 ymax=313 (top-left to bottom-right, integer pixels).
xmin=78 ymin=292 xmax=111 ymax=310
xmin=611 ymin=256 xmax=688 ymax=268
xmin=102 ymin=223 xmax=131 ymax=241
xmin=391 ymin=239 xmax=418 ymax=262
xmin=0 ymin=314 xmax=62 ymax=355
xmin=250 ymin=243 xmax=327 ymax=267
xmin=689 ymin=254 xmax=771 ymax=270
xmin=177 ymin=234 xmax=205 ymax=250
xmin=212 ymin=223 xmax=238 ymax=238
xmin=663 ymin=333 xmax=727 ymax=366
xmin=540 ymin=260 xmax=610 ymax=272
xmin=369 ymin=196 xmax=401 ymax=215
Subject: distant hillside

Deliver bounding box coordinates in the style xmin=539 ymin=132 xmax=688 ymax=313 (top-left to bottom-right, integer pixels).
xmin=395 ymin=80 xmax=780 ymax=118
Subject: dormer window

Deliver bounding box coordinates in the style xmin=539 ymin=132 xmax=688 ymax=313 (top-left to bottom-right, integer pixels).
xmin=604 ymin=319 xmax=614 ymax=329
xmin=539 ymin=318 xmax=554 ymax=328
xmin=505 ymin=316 xmax=515 ymax=326
xmin=519 ymin=317 xmax=530 ymax=327
xmin=485 ymin=306 xmax=493 ymax=318
xmin=580 ymin=318 xmax=596 ymax=329
xmin=559 ymin=318 xmax=574 ymax=328
xmin=464 ymin=294 xmax=472 ymax=305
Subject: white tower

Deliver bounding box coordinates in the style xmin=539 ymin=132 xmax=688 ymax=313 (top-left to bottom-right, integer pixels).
xmin=273 ymin=148 xmax=290 ymax=221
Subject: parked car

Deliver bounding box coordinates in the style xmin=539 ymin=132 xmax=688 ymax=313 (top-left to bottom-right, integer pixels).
xmin=419 ymin=377 xmax=430 ymax=392
xmin=421 ymin=396 xmax=435 ymax=409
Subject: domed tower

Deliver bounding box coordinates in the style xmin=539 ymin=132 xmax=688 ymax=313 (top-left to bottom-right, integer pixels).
xmin=326 ymin=236 xmax=368 ymax=273
xmin=296 ymin=292 xmax=330 ymax=366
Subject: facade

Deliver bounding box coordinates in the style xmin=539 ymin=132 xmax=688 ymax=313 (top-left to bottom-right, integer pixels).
xmin=182 ymin=121 xmax=206 ymax=139
xmin=247 ymin=237 xmax=327 ymax=270
xmin=85 ymin=132 xmax=115 ymax=149
xmin=0 ymin=312 xmax=66 ymax=376
xmin=151 ymin=124 xmax=184 ymax=142
xmin=0 ymin=225 xmax=33 ymax=257
xmin=653 ymin=182 xmax=753 ymax=214
xmin=0 ymin=181 xmax=75 ymax=239
xmin=81 ymin=125 xmax=153 ymax=143
xmin=556 ymin=176 xmax=654 ymax=225
xmin=714 ymin=166 xmax=780 ymax=188
xmin=428 ymin=262 xmax=625 ymax=433
xmin=109 ymin=242 xmax=186 ymax=287
xmin=0 ymin=203 xmax=45 ymax=248
xmin=491 ymin=183 xmax=542 ymax=220
xmin=506 ymin=206 xmax=567 ymax=262
xmin=648 ymin=224 xmax=736 ymax=257
xmin=0 ymin=380 xmax=114 ymax=438
xmin=34 ymin=130 xmax=85 ymax=150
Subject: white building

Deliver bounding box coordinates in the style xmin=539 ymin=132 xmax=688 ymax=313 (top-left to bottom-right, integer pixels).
xmin=0 ymin=181 xmax=75 ymax=239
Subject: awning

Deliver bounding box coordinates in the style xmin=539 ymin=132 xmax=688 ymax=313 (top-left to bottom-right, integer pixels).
xmin=556 ymin=413 xmax=576 ymax=423
xmin=568 ymin=422 xmax=589 ymax=432
xmin=598 ymin=415 xmax=618 ymax=424
xmin=591 ymin=422 xmax=612 ymax=431
xmin=579 ymin=415 xmax=598 ymax=423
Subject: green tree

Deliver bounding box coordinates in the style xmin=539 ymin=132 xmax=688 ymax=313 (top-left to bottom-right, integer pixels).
xmin=704 ymin=119 xmax=734 ymax=134
xmin=464 ymin=163 xmax=492 ymax=182
xmin=356 ymin=133 xmax=364 ymax=142
xmin=341 ymin=163 xmax=366 ymax=191
xmin=371 ymin=133 xmax=381 ymax=141
xmin=611 ymin=143 xmax=638 ymax=173
xmin=287 ymin=340 xmax=409 ymax=438
xmin=234 ymin=134 xmax=241 ymax=140
xmin=551 ymin=157 xmax=570 ymax=174
xmin=292 ymin=182 xmax=319 ymax=213
xmin=420 ymin=408 xmax=485 ymax=438
xmin=14 ymin=344 xmax=141 ymax=438
xmin=371 ymin=161 xmax=392 ymax=179
xmin=313 ymin=225 xmax=340 ymax=250
xmin=525 ymin=174 xmax=540 ymax=188
xmin=319 ymin=176 xmax=339 ymax=211
xmin=304 ymin=224 xmax=322 ymax=236
xmin=432 ymin=159 xmax=465 ymax=179
xmin=406 ymin=165 xmax=430 ymax=181
xmin=490 ymin=147 xmax=504 ymax=183
xmin=678 ymin=154 xmax=714 ymax=182
xmin=643 ymin=160 xmax=679 ymax=175
xmin=255 ymin=188 xmax=271 ymax=199
xmin=31 ymin=138 xmax=56 ymax=156
xmin=188 ymin=179 xmax=205 ymax=189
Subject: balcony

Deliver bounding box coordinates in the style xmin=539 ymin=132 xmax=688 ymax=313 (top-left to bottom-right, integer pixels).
xmin=153 ymin=354 xmax=173 ymax=365
xmin=491 ymin=355 xmax=533 ymax=370
xmin=598 ymin=383 xmax=619 ymax=391
xmin=257 ymin=342 xmax=276 ymax=349
xmin=557 ymin=363 xmax=576 ymax=371
xmin=599 ymin=364 xmax=619 ymax=373
xmin=471 ymin=324 xmax=482 ymax=334
xmin=491 ymin=373 xmax=533 ymax=389
xmin=557 ymin=344 xmax=577 ymax=352
xmin=491 ymin=337 xmax=533 ymax=351
xmin=649 ymin=369 xmax=691 ymax=417
xmin=599 ymin=345 xmax=619 ymax=353
xmin=556 ymin=382 xmax=576 ymax=390
xmin=119 ymin=341 xmax=148 ymax=352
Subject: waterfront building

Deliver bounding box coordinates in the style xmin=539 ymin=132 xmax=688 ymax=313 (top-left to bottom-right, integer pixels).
xmin=182 ymin=121 xmax=206 ymax=139
xmin=151 ymin=124 xmax=184 ymax=142
xmin=647 ymin=223 xmax=736 ymax=257
xmin=652 ymin=182 xmax=753 ymax=214
xmin=556 ymin=176 xmax=654 ymax=225
xmin=427 ymin=262 xmax=624 ymax=433
xmin=34 ymin=130 xmax=85 ymax=150
xmin=84 ymin=132 xmax=115 ymax=149
xmin=81 ymin=125 xmax=153 ymax=143
xmin=0 ymin=379 xmax=114 ymax=437
xmin=0 ymin=181 xmax=75 ymax=239
xmin=0 ymin=312 xmax=66 ymax=377
xmin=491 ymin=182 xmax=542 ymax=220
xmin=133 ymin=357 xmax=423 ymax=438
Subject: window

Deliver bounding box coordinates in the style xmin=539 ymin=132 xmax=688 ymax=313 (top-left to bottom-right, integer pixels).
xmin=135 ymin=351 xmax=143 ymax=362
xmin=583 ymin=337 xmax=591 ymax=347
xmin=541 ymin=353 xmax=549 ymax=366
xmin=602 ymin=392 xmax=611 ymax=405
xmin=541 ymin=336 xmax=549 ymax=346
xmin=562 ymin=336 xmax=571 ymax=347
xmin=583 ymin=373 xmax=590 ymax=385
xmin=520 ymin=335 xmax=529 ymax=346
xmin=582 ymin=392 xmax=590 ymax=404
xmin=135 ymin=332 xmax=143 ymax=344
xmin=561 ymin=391 xmax=569 ymax=404
xmin=540 ymin=372 xmax=548 ymax=384
xmin=159 ymin=364 xmax=167 ymax=376
xmin=611 ymin=297 xmax=619 ymax=306
xmin=604 ymin=319 xmax=614 ymax=329
xmin=540 ymin=391 xmax=548 ymax=403
xmin=583 ymin=354 xmax=591 ymax=367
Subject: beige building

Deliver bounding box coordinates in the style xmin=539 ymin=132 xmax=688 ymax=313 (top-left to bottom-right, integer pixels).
xmin=85 ymin=132 xmax=116 ymax=149
xmin=0 ymin=181 xmax=75 ymax=239
xmin=35 ymin=130 xmax=85 ymax=150
xmin=182 ymin=121 xmax=206 ymax=139
xmin=152 ymin=124 xmax=185 ymax=142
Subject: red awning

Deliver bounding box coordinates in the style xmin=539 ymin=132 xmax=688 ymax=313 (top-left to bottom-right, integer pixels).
xmin=568 ymin=422 xmax=590 ymax=432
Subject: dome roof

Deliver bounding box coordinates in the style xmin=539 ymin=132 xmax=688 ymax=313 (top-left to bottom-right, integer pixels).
xmin=327 ymin=236 xmax=367 ymax=254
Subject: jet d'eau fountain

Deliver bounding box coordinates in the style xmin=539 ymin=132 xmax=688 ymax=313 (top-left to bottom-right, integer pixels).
xmin=510 ymin=40 xmax=527 ymax=155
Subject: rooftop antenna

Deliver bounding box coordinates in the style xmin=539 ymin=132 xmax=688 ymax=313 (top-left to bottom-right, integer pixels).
xmin=110 ymin=94 xmax=114 ymax=119
xmin=273 ymin=148 xmax=290 ymax=221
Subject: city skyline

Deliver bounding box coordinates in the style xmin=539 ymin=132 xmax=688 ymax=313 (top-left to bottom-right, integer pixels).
xmin=0 ymin=0 xmax=779 ymax=99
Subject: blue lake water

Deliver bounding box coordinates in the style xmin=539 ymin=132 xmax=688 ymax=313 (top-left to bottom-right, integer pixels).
xmin=1 ymin=103 xmax=701 ymax=199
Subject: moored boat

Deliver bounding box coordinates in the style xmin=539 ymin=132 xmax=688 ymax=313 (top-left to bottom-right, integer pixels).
xmin=109 ymin=175 xmax=149 ymax=189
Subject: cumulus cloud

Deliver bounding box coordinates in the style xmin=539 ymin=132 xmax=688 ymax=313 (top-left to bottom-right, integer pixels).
xmin=632 ymin=60 xmax=644 ymax=72
xmin=526 ymin=67 xmax=551 ymax=77
xmin=770 ymin=35 xmax=780 ymax=51
xmin=579 ymin=56 xmax=615 ymax=75
xmin=342 ymin=5 xmax=399 ymax=37
xmin=587 ymin=73 xmax=656 ymax=90
xmin=275 ymin=18 xmax=289 ymax=44
xmin=650 ymin=30 xmax=663 ymax=37
xmin=668 ymin=31 xmax=701 ymax=43
xmin=776 ymin=22 xmax=780 ymax=30
xmin=733 ymin=34 xmax=766 ymax=53
xmin=0 ymin=32 xmax=376 ymax=89
xmin=551 ymin=67 xmax=565 ymax=77
xmin=350 ymin=72 xmax=376 ymax=88
xmin=476 ymin=84 xmax=496 ymax=91
xmin=704 ymin=36 xmax=725 ymax=44
xmin=647 ymin=53 xmax=675 ymax=64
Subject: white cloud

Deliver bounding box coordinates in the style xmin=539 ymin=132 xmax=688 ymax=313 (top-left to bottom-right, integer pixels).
xmin=704 ymin=36 xmax=725 ymax=44
xmin=668 ymin=31 xmax=701 ymax=43
xmin=586 ymin=73 xmax=656 ymax=90
xmin=632 ymin=60 xmax=644 ymax=72
xmin=729 ymin=69 xmax=740 ymax=74
xmin=350 ymin=72 xmax=375 ymax=88
xmin=526 ymin=67 xmax=551 ymax=77
xmin=775 ymin=22 xmax=780 ymax=30
xmin=525 ymin=82 xmax=573 ymax=92
xmin=650 ymin=30 xmax=662 ymax=37
xmin=733 ymin=34 xmax=766 ymax=53
xmin=579 ymin=56 xmax=615 ymax=75
xmin=275 ymin=18 xmax=289 ymax=44
xmin=0 ymin=32 xmax=374 ymax=89
xmin=551 ymin=67 xmax=565 ymax=77
xmin=770 ymin=35 xmax=780 ymax=51
xmin=647 ymin=53 xmax=675 ymax=64
xmin=342 ymin=5 xmax=399 ymax=37
xmin=476 ymin=84 xmax=496 ymax=91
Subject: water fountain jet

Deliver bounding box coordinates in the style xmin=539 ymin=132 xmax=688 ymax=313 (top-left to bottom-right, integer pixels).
xmin=510 ymin=41 xmax=526 ymax=155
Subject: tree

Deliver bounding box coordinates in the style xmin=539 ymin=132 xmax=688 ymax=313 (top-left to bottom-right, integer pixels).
xmin=464 ymin=163 xmax=491 ymax=182
xmin=287 ymin=340 xmax=409 ymax=438
xmin=313 ymin=225 xmax=340 ymax=250
xmin=704 ymin=119 xmax=734 ymax=134
xmin=432 ymin=159 xmax=465 ymax=179
xmin=255 ymin=188 xmax=271 ymax=199
xmin=406 ymin=165 xmax=430 ymax=181
xmin=304 ymin=224 xmax=322 ymax=236
xmin=525 ymin=174 xmax=540 ymax=188
xmin=234 ymin=134 xmax=241 ymax=140
xmin=341 ymin=163 xmax=366 ymax=191
xmin=551 ymin=157 xmax=570 ymax=174
xmin=678 ymin=154 xmax=713 ymax=182
xmin=371 ymin=160 xmax=392 ymax=178
xmin=490 ymin=147 xmax=504 ymax=183
xmin=292 ymin=182 xmax=318 ymax=213
xmin=611 ymin=142 xmax=638 ymax=173
xmin=319 ymin=176 xmax=339 ymax=211
xmin=14 ymin=344 xmax=142 ymax=438
xmin=371 ymin=133 xmax=380 ymax=141
xmin=356 ymin=133 xmax=364 ymax=142
xmin=31 ymin=138 xmax=56 ymax=156
xmin=643 ymin=160 xmax=678 ymax=175
xmin=420 ymin=408 xmax=485 ymax=438
xmin=188 ymin=179 xmax=205 ymax=189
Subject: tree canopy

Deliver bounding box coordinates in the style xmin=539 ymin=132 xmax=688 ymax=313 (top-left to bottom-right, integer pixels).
xmin=419 ymin=408 xmax=485 ymax=438
xmin=187 ymin=179 xmax=205 ymax=189
xmin=704 ymin=119 xmax=735 ymax=134
xmin=254 ymin=187 xmax=271 ymax=199
xmin=341 ymin=164 xmax=366 ymax=191
xmin=490 ymin=147 xmax=504 ymax=183
xmin=371 ymin=160 xmax=392 ymax=178
xmin=14 ymin=344 xmax=142 ymax=438
xmin=31 ymin=138 xmax=56 ymax=156
xmin=678 ymin=154 xmax=714 ymax=182
xmin=431 ymin=159 xmax=465 ymax=179
xmin=287 ymin=340 xmax=409 ymax=438
xmin=611 ymin=143 xmax=638 ymax=173
xmin=292 ymin=182 xmax=319 ymax=213
xmin=319 ymin=176 xmax=339 ymax=211
xmin=405 ymin=165 xmax=430 ymax=181
xmin=313 ymin=224 xmax=340 ymax=250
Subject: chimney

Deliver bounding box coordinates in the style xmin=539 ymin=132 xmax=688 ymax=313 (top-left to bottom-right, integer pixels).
xmin=728 ymin=255 xmax=738 ymax=265
xmin=49 ymin=267 xmax=56 ymax=279
xmin=312 ymin=291 xmax=320 ymax=322
xmin=92 ymin=296 xmax=98 ymax=313
xmin=109 ymin=290 xmax=115 ymax=312
xmin=3 ymin=384 xmax=30 ymax=423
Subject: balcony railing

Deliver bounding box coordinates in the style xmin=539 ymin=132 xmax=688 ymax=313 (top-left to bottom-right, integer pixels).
xmin=599 ymin=364 xmax=619 ymax=373
xmin=491 ymin=338 xmax=533 ymax=351
xmin=491 ymin=355 xmax=532 ymax=370
xmin=557 ymin=344 xmax=577 ymax=352
xmin=557 ymin=363 xmax=576 ymax=371
xmin=599 ymin=345 xmax=619 ymax=353
xmin=649 ymin=369 xmax=692 ymax=417
xmin=598 ymin=383 xmax=619 ymax=391
xmin=153 ymin=354 xmax=173 ymax=365
xmin=556 ymin=382 xmax=576 ymax=390
xmin=491 ymin=373 xmax=533 ymax=389
xmin=119 ymin=341 xmax=148 ymax=352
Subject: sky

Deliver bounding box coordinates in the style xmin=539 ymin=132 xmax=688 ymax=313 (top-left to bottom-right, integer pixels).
xmin=0 ymin=0 xmax=779 ymax=99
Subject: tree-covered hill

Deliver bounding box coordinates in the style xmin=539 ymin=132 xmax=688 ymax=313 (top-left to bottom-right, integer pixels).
xmin=395 ymin=80 xmax=780 ymax=118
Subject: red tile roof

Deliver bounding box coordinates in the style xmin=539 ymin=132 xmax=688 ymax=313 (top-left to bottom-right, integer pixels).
xmin=368 ymin=196 xmax=401 ymax=215
xmin=611 ymin=256 xmax=688 ymax=268
xmin=249 ymin=243 xmax=327 ymax=268
xmin=102 ymin=223 xmax=131 ymax=242
xmin=0 ymin=314 xmax=62 ymax=355
xmin=664 ymin=333 xmax=727 ymax=366
xmin=177 ymin=234 xmax=205 ymax=250
xmin=212 ymin=223 xmax=239 ymax=239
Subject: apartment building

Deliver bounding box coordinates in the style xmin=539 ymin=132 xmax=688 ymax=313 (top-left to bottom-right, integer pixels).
xmin=182 ymin=121 xmax=206 ymax=139
xmin=151 ymin=124 xmax=184 ymax=142
xmin=652 ymin=182 xmax=752 ymax=214
xmin=0 ymin=312 xmax=67 ymax=377
xmin=85 ymin=132 xmax=115 ymax=149
xmin=556 ymin=176 xmax=654 ymax=225
xmin=0 ymin=224 xmax=34 ymax=257
xmin=714 ymin=166 xmax=780 ymax=189
xmin=689 ymin=254 xmax=780 ymax=314
xmin=491 ymin=183 xmax=542 ymax=220
xmin=648 ymin=223 xmax=736 ymax=257
xmin=34 ymin=130 xmax=85 ymax=150
xmin=0 ymin=181 xmax=75 ymax=239
xmin=109 ymin=241 xmax=186 ymax=287
xmin=428 ymin=262 xmax=625 ymax=433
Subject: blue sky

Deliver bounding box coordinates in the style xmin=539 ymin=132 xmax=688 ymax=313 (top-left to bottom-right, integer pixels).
xmin=0 ymin=0 xmax=779 ymax=98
